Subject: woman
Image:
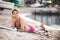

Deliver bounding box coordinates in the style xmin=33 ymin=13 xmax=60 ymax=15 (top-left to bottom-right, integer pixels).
xmin=11 ymin=9 xmax=25 ymax=31
xmin=11 ymin=9 xmax=46 ymax=32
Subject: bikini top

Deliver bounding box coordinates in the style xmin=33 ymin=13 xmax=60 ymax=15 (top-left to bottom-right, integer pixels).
xmin=14 ymin=18 xmax=21 ymax=29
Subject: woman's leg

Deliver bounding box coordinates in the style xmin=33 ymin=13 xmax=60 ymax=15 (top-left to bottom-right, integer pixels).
xmin=40 ymin=23 xmax=45 ymax=30
xmin=25 ymin=25 xmax=35 ymax=32
xmin=24 ymin=26 xmax=30 ymax=32
xmin=35 ymin=23 xmax=45 ymax=32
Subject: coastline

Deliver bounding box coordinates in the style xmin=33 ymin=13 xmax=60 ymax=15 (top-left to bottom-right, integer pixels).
xmin=0 ymin=13 xmax=60 ymax=40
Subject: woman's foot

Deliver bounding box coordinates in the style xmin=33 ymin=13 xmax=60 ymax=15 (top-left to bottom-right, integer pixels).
xmin=40 ymin=23 xmax=45 ymax=30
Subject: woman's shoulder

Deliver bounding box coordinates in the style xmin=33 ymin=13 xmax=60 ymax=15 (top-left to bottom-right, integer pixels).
xmin=19 ymin=17 xmax=24 ymax=23
xmin=19 ymin=17 xmax=23 ymax=20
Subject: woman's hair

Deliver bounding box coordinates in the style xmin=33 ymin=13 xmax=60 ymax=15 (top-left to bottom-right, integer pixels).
xmin=12 ymin=9 xmax=18 ymax=14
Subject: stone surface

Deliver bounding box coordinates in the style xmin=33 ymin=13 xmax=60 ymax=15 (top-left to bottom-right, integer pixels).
xmin=0 ymin=14 xmax=60 ymax=40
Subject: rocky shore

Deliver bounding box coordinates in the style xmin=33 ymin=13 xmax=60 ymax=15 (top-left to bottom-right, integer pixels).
xmin=0 ymin=14 xmax=60 ymax=40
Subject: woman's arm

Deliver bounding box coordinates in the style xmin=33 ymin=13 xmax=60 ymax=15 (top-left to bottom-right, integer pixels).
xmin=20 ymin=18 xmax=25 ymax=31
xmin=10 ymin=18 xmax=16 ymax=28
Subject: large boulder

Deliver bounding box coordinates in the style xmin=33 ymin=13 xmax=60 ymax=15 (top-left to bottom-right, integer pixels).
xmin=0 ymin=14 xmax=60 ymax=40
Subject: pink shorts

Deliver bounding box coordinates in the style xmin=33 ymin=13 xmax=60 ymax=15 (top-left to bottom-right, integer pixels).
xmin=28 ymin=25 xmax=35 ymax=32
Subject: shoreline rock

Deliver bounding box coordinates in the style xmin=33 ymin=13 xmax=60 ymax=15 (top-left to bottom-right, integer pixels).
xmin=0 ymin=14 xmax=60 ymax=40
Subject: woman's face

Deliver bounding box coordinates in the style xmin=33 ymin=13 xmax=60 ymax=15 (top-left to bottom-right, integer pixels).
xmin=12 ymin=11 xmax=18 ymax=18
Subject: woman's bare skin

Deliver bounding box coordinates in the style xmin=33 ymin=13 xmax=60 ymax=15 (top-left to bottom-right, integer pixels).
xmin=11 ymin=9 xmax=25 ymax=31
xmin=10 ymin=9 xmax=45 ymax=32
xmin=24 ymin=23 xmax=45 ymax=32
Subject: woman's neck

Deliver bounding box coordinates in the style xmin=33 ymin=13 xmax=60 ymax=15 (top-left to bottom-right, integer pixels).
xmin=16 ymin=17 xmax=20 ymax=21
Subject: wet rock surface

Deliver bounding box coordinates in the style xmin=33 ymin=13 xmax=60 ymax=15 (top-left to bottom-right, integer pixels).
xmin=0 ymin=14 xmax=60 ymax=40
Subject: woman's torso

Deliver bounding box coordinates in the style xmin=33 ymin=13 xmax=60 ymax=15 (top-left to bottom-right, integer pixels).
xmin=14 ymin=17 xmax=21 ymax=29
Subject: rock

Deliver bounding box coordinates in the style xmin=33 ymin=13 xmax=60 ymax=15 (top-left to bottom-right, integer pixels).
xmin=0 ymin=29 xmax=51 ymax=40
xmin=0 ymin=27 xmax=60 ymax=40
xmin=52 ymin=30 xmax=60 ymax=40
xmin=0 ymin=14 xmax=60 ymax=40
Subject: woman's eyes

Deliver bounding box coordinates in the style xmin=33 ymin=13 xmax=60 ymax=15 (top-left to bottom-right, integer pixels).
xmin=13 ymin=13 xmax=18 ymax=14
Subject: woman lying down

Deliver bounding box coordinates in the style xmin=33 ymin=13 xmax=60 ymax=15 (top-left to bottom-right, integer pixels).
xmin=11 ymin=9 xmax=48 ymax=33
